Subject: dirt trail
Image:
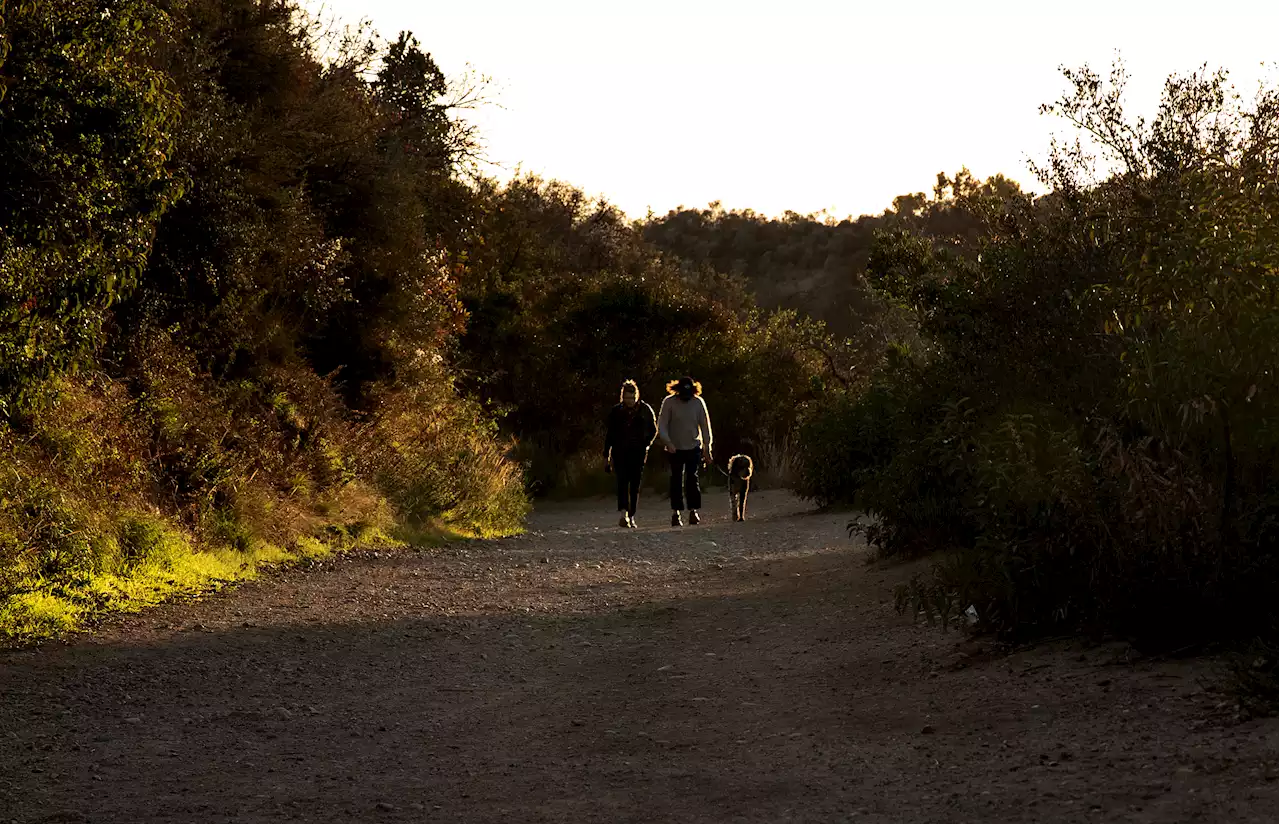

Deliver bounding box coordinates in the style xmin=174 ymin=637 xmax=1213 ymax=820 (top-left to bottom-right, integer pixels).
xmin=1 ymin=491 xmax=1275 ymax=823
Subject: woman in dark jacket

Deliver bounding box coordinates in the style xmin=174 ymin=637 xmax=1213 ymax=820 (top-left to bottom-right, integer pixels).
xmin=604 ymin=380 xmax=658 ymax=528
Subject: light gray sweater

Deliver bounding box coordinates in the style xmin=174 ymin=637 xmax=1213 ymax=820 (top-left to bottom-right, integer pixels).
xmin=657 ymin=395 xmax=713 ymax=452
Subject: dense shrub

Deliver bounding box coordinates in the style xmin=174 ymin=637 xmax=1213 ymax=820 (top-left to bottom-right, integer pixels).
xmin=349 ymin=368 xmax=529 ymax=537
xmin=798 ymin=63 xmax=1278 ymax=650
xmin=1 ymin=0 xmax=182 ymax=407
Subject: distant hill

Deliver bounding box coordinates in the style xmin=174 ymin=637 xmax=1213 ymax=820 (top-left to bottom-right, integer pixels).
xmin=640 ymin=171 xmax=1024 ymax=338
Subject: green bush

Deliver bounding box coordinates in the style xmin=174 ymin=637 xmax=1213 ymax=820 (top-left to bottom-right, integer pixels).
xmin=797 ymin=362 xmax=981 ymax=557
xmin=805 ymin=63 xmax=1278 ymax=650
xmin=794 ymin=392 xmax=870 ymax=505
xmin=1 ymin=0 xmax=181 ymax=408
xmin=350 ymin=372 xmax=530 ymax=537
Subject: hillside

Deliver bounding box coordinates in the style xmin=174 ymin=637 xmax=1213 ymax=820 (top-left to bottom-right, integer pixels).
xmin=640 ymin=170 xmax=1020 ymax=338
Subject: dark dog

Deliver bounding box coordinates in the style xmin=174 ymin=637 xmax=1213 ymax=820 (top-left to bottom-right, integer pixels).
xmin=720 ymin=454 xmax=753 ymax=522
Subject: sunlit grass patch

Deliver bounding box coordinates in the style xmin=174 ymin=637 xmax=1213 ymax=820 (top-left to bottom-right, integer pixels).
xmin=389 ymin=520 xmax=470 ymax=546
xmin=0 ymin=482 xmax=507 ymax=644
xmin=0 ymin=591 xmax=85 ymax=638
xmin=0 ymin=515 xmax=355 ymax=643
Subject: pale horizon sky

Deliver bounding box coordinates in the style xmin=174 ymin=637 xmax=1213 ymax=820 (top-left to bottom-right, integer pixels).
xmin=312 ymin=0 xmax=1275 ymax=221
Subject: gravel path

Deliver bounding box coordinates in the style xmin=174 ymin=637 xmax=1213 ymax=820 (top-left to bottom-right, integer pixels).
xmin=1 ymin=490 xmax=1275 ymax=823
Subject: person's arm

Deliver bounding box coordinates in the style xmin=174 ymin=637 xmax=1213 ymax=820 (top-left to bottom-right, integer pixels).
xmin=698 ymin=397 xmax=713 ymax=459
xmin=657 ymin=397 xmax=674 ymax=451
xmin=641 ymin=403 xmax=658 ymax=449
xmin=603 ymin=406 xmax=616 ymax=462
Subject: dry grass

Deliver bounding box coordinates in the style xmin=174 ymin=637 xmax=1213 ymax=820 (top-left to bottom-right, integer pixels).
xmin=1 ymin=354 xmax=527 ymax=642
xmin=750 ymin=434 xmax=800 ymax=490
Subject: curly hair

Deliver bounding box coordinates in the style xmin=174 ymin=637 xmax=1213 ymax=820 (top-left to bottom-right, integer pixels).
xmin=665 ymin=378 xmax=703 ymax=396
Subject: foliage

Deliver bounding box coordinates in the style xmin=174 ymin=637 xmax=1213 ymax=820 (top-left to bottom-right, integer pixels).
xmin=640 ymin=172 xmax=1021 ymax=340
xmin=113 ymin=0 xmax=471 ymax=404
xmin=349 ymin=367 xmax=529 ymax=537
xmin=453 ymin=176 xmax=841 ymax=494
xmin=801 ymin=62 xmax=1277 ymax=649
xmin=0 ymin=0 xmax=182 ymax=409
xmin=0 ymin=0 xmax=524 ymax=640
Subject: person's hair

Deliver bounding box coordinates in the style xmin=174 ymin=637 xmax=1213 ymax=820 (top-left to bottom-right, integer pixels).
xmin=619 ymin=379 xmax=639 ymax=401
xmin=665 ymin=378 xmax=702 ymax=396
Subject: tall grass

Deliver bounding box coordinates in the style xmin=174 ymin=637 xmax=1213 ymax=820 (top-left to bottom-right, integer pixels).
xmin=749 ymin=434 xmax=800 ymax=490
xmin=0 ymin=355 xmax=527 ymax=642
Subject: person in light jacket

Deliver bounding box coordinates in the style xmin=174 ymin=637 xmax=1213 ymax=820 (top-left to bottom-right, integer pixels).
xmin=657 ymin=375 xmax=713 ymax=527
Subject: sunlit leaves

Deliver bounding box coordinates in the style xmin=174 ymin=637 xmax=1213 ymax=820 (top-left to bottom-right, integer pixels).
xmin=1 ymin=0 xmax=181 ymax=405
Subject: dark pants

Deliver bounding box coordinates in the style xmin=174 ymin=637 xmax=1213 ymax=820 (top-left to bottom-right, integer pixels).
xmin=668 ymin=448 xmax=703 ymax=511
xmin=614 ymin=450 xmax=646 ymax=515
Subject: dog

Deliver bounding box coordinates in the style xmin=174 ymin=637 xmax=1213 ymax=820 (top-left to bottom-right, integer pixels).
xmin=716 ymin=454 xmax=753 ymax=522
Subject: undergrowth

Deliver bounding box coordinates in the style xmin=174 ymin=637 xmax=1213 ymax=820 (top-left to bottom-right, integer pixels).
xmin=800 ymin=66 xmax=1278 ymax=712
xmin=0 ymin=362 xmax=525 ymax=644
xmin=1 ymin=0 xmax=533 ymax=643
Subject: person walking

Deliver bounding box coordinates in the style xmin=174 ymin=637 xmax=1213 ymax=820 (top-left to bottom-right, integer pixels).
xmin=657 ymin=375 xmax=713 ymax=527
xmin=604 ymin=380 xmax=657 ymax=528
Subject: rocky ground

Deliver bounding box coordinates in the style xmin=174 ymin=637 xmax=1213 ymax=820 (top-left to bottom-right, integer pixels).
xmin=1 ymin=490 xmax=1275 ymax=823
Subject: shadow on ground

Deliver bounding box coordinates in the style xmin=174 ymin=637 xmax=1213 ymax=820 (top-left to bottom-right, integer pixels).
xmin=1 ymin=493 xmax=1274 ymax=824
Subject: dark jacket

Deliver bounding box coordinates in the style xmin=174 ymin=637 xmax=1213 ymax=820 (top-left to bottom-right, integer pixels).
xmin=604 ymin=401 xmax=657 ymax=459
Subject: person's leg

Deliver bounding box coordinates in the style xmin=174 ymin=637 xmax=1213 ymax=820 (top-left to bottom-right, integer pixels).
xmin=684 ymin=449 xmax=703 ymax=512
xmin=614 ymin=456 xmax=630 ymax=527
xmin=668 ymin=451 xmax=684 ymax=525
xmin=626 ymin=452 xmax=643 ymax=520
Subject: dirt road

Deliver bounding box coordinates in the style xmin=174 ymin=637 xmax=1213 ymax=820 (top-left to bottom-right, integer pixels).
xmin=1 ymin=491 xmax=1275 ymax=823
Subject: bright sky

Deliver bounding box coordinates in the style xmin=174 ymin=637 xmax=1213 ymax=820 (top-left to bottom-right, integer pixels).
xmin=313 ymin=0 xmax=1276 ymax=220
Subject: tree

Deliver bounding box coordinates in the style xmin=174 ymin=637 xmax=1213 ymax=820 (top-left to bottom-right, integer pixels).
xmin=1 ymin=0 xmax=182 ymax=408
